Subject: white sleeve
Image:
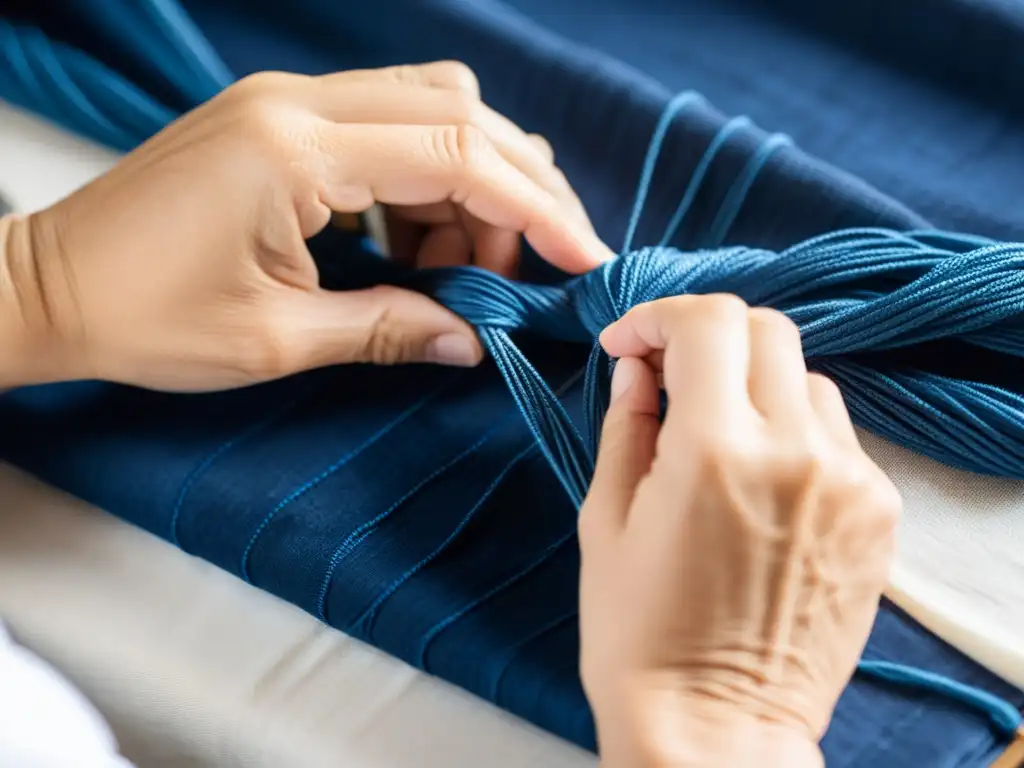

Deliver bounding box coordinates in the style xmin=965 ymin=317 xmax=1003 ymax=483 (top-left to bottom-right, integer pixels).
xmin=0 ymin=623 xmax=135 ymax=768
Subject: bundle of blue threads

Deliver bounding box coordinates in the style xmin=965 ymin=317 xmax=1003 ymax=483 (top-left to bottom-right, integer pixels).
xmin=1 ymin=4 xmax=1022 ymax=748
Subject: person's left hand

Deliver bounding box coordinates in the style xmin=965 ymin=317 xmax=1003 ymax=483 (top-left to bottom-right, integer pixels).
xmin=0 ymin=62 xmax=611 ymax=392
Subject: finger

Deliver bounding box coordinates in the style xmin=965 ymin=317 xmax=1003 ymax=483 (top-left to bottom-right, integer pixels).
xmin=807 ymin=372 xmax=860 ymax=448
xmin=584 ymin=357 xmax=661 ymax=531
xmin=458 ymin=208 xmax=521 ymax=277
xmin=529 ymin=134 xmax=554 ymax=163
xmin=391 ymin=204 xmax=525 ymax=276
xmin=416 ymin=223 xmax=473 ymax=270
xmin=315 ymin=122 xmax=612 ymax=273
xmin=305 ymin=82 xmax=595 ymax=236
xmin=599 ymin=295 xmax=752 ymax=420
xmin=321 ymin=61 xmax=481 ymax=97
xmin=524 ymin=134 xmax=595 ymax=235
xmin=747 ymin=308 xmax=809 ymax=421
xmin=284 ymin=285 xmax=483 ymax=368
xmin=390 ymin=202 xmax=461 ymax=226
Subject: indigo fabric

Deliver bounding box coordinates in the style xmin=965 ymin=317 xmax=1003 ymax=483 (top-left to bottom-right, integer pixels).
xmin=2 ymin=1 xmax=1024 ymax=765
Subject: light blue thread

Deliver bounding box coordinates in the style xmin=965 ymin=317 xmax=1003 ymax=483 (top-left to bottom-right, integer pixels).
xmin=657 ymin=115 xmax=752 ymax=248
xmin=489 ymin=610 xmax=578 ymax=702
xmin=391 ymin=99 xmax=1024 ymax=740
xmin=417 ymin=529 xmax=575 ymax=669
xmin=139 ymin=0 xmax=235 ymax=92
xmin=704 ymin=131 xmax=793 ymax=247
xmin=316 ymin=427 xmax=498 ymax=622
xmin=240 ymin=375 xmax=460 ymax=583
xmin=353 ymin=367 xmax=587 ymax=639
xmin=857 ymin=660 xmax=1022 ymax=738
xmin=169 ymin=395 xmax=307 ymax=548
xmin=317 ymin=363 xmax=586 ymax=621
xmin=621 ymin=90 xmax=705 ymax=253
xmin=350 ymin=443 xmax=540 ymax=640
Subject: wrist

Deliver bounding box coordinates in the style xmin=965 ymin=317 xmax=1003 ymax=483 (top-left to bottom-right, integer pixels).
xmin=592 ymin=682 xmax=822 ymax=768
xmin=0 ymin=213 xmax=81 ymax=388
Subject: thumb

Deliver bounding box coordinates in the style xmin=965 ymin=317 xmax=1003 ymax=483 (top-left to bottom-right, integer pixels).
xmin=584 ymin=357 xmax=661 ymax=530
xmin=294 ymin=285 xmax=484 ymax=368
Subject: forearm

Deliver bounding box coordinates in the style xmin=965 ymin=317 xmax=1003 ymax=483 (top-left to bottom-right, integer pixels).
xmin=0 ymin=213 xmax=73 ymax=389
xmin=592 ymin=687 xmax=824 ymax=768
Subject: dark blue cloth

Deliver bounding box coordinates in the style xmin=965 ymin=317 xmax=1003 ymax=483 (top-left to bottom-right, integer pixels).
xmin=2 ymin=1 xmax=1023 ymax=765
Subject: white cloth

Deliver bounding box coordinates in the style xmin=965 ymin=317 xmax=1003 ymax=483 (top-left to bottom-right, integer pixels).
xmin=0 ymin=623 xmax=134 ymax=768
xmin=862 ymin=430 xmax=1024 ymax=689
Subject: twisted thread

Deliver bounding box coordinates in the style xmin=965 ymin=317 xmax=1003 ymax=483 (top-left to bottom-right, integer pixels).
xmin=404 ymin=229 xmax=1024 ymax=488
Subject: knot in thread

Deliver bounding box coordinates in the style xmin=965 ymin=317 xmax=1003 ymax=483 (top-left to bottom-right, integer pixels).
xmin=569 ymin=248 xmax=706 ymax=337
xmin=414 ymin=229 xmax=1024 ymax=490
xmin=418 ymin=266 xmax=588 ymax=342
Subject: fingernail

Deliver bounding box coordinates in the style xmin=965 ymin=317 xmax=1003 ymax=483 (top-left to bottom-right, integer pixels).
xmin=425 ymin=334 xmax=479 ymax=367
xmin=609 ymin=358 xmax=637 ymax=403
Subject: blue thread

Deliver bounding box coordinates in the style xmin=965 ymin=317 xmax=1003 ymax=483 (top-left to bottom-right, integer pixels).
xmin=351 ymin=443 xmax=540 ymax=640
xmin=417 ymin=530 xmax=575 ymax=669
xmin=169 ymin=395 xmax=307 ymax=548
xmin=0 ymin=19 xmax=192 ymax=151
xmin=316 ymin=427 xmax=498 ymax=622
xmin=489 ymin=610 xmax=578 ymax=702
xmin=240 ymin=376 xmax=459 ymax=583
xmin=317 ymin=364 xmax=585 ymax=621
xmin=388 ymin=102 xmax=1024 ymax=739
xmin=857 ymin=661 xmax=1023 ymax=738
xmin=138 ymin=0 xmax=235 ymax=93
xmin=353 ymin=366 xmax=587 ymax=639
xmin=621 ymin=90 xmax=705 ymax=253
xmin=658 ymin=115 xmax=751 ymax=247
xmin=703 ymin=131 xmax=793 ymax=247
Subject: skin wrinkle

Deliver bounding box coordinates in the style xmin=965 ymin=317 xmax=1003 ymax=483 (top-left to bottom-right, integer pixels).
xmin=580 ymin=295 xmax=900 ymax=766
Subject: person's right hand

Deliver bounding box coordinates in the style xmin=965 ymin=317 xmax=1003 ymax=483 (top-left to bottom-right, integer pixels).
xmin=579 ymin=295 xmax=901 ymax=767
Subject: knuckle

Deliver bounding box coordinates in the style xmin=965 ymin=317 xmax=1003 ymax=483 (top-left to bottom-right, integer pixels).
xmin=696 ymin=432 xmax=762 ymax=474
xmin=827 ymin=458 xmax=902 ymax=527
xmin=228 ymin=71 xmax=294 ymax=102
xmin=219 ymin=79 xmax=290 ymax=142
xmin=351 ymin=288 xmax=418 ymax=365
xmin=648 ymin=293 xmax=748 ymax=328
xmin=388 ymin=63 xmax=426 ymax=86
xmin=869 ymin=475 xmax=903 ymax=527
xmin=429 ymin=123 xmax=492 ymax=175
xmin=430 ymin=60 xmax=481 ymax=94
xmin=807 ymin=371 xmax=842 ymax=399
xmin=236 ymin=325 xmax=297 ymax=381
xmin=444 ymin=89 xmax=485 ymax=129
xmin=703 ymin=292 xmax=750 ymax=314
xmin=530 ymin=133 xmax=555 ymax=162
xmin=749 ymin=306 xmax=800 ymax=340
xmin=691 ymin=293 xmax=750 ymax=324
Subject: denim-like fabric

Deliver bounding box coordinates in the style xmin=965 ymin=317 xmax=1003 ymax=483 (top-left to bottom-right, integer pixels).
xmin=2 ymin=1 xmax=1023 ymax=764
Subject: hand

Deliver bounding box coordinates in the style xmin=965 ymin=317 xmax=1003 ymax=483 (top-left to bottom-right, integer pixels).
xmin=0 ymin=62 xmax=612 ymax=391
xmin=578 ymin=296 xmax=901 ymax=767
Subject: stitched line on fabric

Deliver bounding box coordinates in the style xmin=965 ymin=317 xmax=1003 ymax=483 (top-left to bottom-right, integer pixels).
xmin=240 ymin=372 xmax=463 ymax=583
